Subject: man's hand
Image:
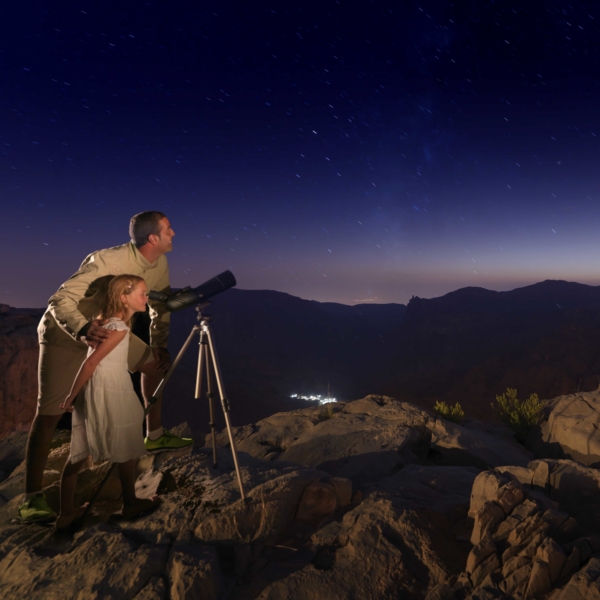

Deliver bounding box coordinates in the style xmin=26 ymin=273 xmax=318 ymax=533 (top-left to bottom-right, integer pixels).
xmin=80 ymin=319 xmax=109 ymax=349
xmin=153 ymin=347 xmax=171 ymax=372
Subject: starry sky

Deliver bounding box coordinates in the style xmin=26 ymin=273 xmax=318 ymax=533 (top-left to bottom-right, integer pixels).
xmin=3 ymin=1 xmax=600 ymax=308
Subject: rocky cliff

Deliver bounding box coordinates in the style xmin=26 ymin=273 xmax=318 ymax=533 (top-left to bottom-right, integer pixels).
xmin=0 ymin=305 xmax=44 ymax=439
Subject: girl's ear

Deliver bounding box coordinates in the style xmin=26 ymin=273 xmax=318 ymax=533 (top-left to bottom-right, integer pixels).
xmin=120 ymin=293 xmax=128 ymax=306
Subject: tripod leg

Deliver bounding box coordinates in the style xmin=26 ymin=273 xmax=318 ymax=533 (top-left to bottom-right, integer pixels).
xmin=205 ymin=327 xmax=246 ymax=501
xmin=194 ymin=330 xmax=205 ymax=401
xmin=146 ymin=324 xmax=200 ymax=415
xmin=205 ymin=340 xmax=219 ymax=468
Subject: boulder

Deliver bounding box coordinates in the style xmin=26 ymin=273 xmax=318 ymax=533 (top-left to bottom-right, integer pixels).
xmin=469 ymin=471 xmax=510 ymax=518
xmin=466 ymin=535 xmax=497 ymax=574
xmin=499 ymin=562 xmax=532 ymax=597
xmin=528 ymin=459 xmax=600 ymax=535
xmin=502 ymin=555 xmax=530 ymax=578
xmin=470 ymin=551 xmax=501 ymax=588
xmin=495 ymin=465 xmax=534 ymax=487
xmin=507 ymin=513 xmax=549 ymax=548
xmin=535 ymin=538 xmax=566 ymax=585
xmin=494 ymin=481 xmax=524 ymax=516
xmin=550 ymin=555 xmax=600 ymax=599
xmin=525 ymin=558 xmax=552 ymax=599
xmin=472 ymin=502 xmax=506 ymax=546
xmin=528 ymin=391 xmax=600 ymax=467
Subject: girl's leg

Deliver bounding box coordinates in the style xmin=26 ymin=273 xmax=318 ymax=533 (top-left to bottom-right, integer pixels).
xmin=57 ymin=457 xmax=87 ymax=527
xmin=117 ymin=459 xmax=138 ymax=507
xmin=118 ymin=460 xmax=161 ymax=518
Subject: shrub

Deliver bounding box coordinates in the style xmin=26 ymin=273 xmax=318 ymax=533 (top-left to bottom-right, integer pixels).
xmin=318 ymin=402 xmax=335 ymax=421
xmin=492 ymin=387 xmax=543 ymax=440
xmin=433 ymin=401 xmax=465 ymax=424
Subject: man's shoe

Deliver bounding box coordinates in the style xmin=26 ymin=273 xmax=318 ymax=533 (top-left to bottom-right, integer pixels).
xmin=17 ymin=493 xmax=57 ymax=524
xmin=144 ymin=430 xmax=193 ymax=453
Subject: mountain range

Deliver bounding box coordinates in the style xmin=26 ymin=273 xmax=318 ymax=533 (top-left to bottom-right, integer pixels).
xmin=3 ymin=279 xmax=600 ymax=438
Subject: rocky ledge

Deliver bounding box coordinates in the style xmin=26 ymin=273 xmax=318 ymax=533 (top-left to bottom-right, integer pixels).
xmin=0 ymin=395 xmax=599 ymax=599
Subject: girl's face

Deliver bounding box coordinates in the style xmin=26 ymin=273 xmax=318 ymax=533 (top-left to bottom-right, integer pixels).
xmin=123 ymin=281 xmax=148 ymax=314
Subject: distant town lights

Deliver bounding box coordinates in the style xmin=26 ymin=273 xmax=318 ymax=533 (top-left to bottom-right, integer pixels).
xmin=291 ymin=393 xmax=337 ymax=405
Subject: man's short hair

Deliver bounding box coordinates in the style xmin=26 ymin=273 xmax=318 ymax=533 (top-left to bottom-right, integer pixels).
xmin=129 ymin=211 xmax=167 ymax=247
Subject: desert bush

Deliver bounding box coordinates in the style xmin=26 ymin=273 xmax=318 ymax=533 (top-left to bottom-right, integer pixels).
xmin=492 ymin=387 xmax=543 ymax=440
xmin=433 ymin=401 xmax=465 ymax=424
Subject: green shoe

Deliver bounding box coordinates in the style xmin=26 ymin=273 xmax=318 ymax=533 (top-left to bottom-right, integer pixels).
xmin=144 ymin=430 xmax=193 ymax=453
xmin=17 ymin=493 xmax=57 ymax=523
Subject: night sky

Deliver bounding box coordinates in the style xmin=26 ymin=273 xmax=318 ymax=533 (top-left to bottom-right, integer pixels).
xmin=3 ymin=1 xmax=600 ymax=308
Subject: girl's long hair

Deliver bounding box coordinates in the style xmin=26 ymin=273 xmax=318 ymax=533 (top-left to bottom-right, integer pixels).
xmin=99 ymin=274 xmax=146 ymax=325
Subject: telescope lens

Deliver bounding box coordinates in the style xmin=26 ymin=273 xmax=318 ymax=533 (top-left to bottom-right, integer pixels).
xmin=164 ymin=270 xmax=237 ymax=312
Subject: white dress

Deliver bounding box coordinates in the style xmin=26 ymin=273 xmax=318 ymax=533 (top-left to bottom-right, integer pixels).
xmin=70 ymin=318 xmax=147 ymax=464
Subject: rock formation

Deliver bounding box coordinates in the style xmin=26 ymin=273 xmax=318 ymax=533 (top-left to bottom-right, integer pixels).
xmin=0 ymin=394 xmax=599 ymax=599
xmin=0 ymin=306 xmax=43 ymax=439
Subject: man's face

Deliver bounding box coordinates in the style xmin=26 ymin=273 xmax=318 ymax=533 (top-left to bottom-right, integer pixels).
xmin=154 ymin=217 xmax=175 ymax=254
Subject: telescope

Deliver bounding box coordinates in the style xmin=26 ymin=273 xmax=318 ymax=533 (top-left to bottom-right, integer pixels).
xmin=145 ymin=267 xmax=247 ymax=501
xmin=148 ymin=270 xmax=236 ymax=312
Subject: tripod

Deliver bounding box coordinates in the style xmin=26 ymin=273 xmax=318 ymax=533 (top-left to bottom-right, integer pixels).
xmin=148 ymin=302 xmax=247 ymax=500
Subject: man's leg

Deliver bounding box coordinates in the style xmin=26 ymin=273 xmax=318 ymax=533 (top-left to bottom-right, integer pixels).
xmin=24 ymin=413 xmax=63 ymax=493
xmin=139 ymin=360 xmax=164 ymax=432
xmin=128 ymin=335 xmax=192 ymax=451
xmin=19 ymin=343 xmax=85 ymax=522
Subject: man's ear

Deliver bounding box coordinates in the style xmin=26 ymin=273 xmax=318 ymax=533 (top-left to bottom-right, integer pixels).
xmin=147 ymin=233 xmax=158 ymax=246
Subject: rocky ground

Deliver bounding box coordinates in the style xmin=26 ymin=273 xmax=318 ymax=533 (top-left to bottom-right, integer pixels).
xmin=0 ymin=392 xmax=599 ymax=599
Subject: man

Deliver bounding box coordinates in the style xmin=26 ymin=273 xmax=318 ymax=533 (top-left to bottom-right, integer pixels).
xmin=18 ymin=211 xmax=192 ymax=523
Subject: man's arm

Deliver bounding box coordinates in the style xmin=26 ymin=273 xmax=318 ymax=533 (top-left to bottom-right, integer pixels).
xmin=147 ymin=257 xmax=171 ymax=349
xmin=47 ymin=252 xmax=108 ymax=341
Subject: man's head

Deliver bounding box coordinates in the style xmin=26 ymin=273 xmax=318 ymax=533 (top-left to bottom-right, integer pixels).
xmin=129 ymin=211 xmax=175 ymax=253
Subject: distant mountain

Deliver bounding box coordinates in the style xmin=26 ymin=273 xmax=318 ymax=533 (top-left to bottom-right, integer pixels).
xmin=381 ymin=280 xmax=600 ymax=419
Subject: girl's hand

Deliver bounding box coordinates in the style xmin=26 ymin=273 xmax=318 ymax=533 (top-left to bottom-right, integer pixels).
xmin=60 ymin=395 xmax=76 ymax=412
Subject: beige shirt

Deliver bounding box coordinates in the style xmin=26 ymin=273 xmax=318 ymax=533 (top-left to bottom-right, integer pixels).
xmin=38 ymin=242 xmax=170 ymax=349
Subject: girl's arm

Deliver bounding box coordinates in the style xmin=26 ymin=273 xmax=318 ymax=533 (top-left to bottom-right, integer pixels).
xmin=60 ymin=329 xmax=127 ymax=412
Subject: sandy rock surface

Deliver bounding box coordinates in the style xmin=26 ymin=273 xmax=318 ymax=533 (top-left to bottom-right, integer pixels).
xmin=1 ymin=394 xmax=599 ymax=600
xmin=217 ymin=395 xmax=532 ymax=485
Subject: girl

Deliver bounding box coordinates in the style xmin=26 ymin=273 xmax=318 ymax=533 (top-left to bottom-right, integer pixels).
xmin=57 ymin=274 xmax=160 ymax=528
